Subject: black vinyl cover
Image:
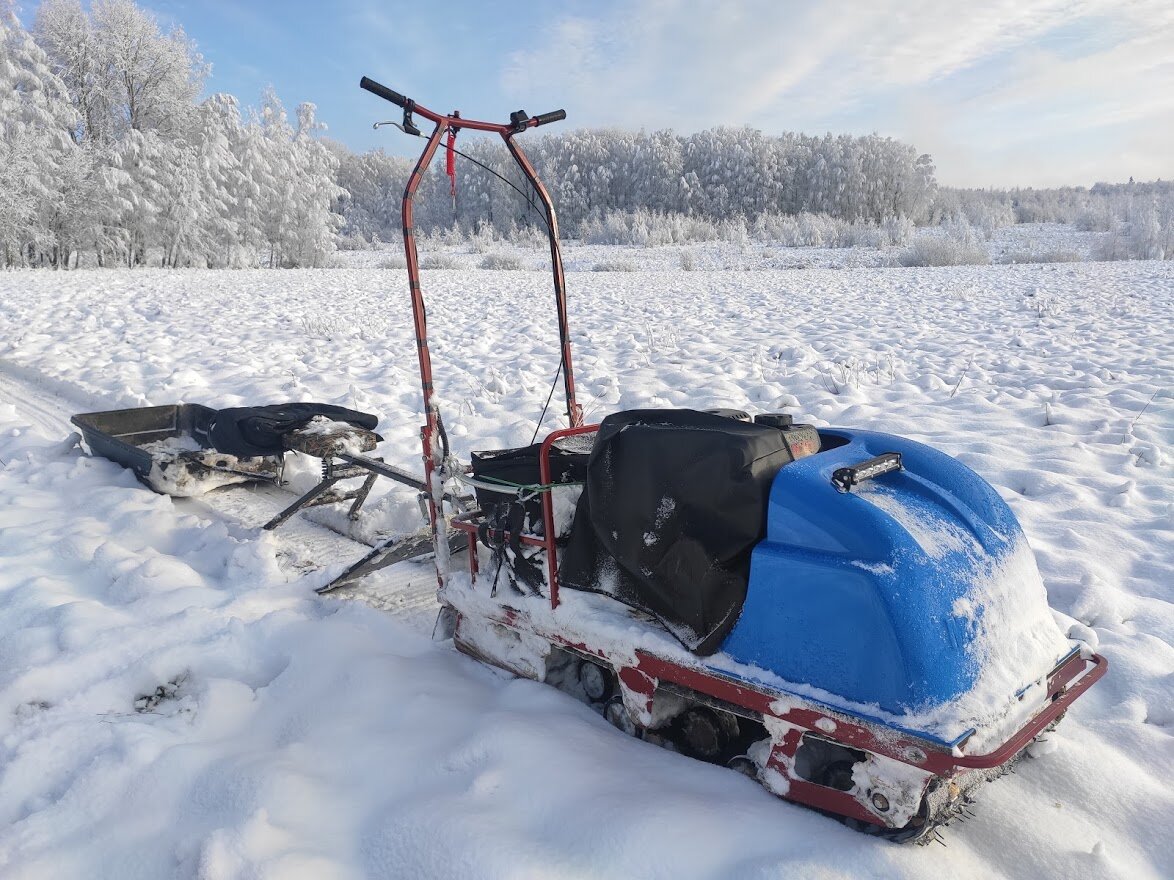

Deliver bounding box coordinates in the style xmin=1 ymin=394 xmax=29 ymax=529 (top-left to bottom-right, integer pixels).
xmin=208 ymin=403 xmax=379 ymax=457
xmin=559 ymin=409 xmax=797 ymax=655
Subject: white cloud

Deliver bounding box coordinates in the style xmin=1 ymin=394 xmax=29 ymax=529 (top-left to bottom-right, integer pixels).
xmin=501 ymin=0 xmax=1174 ymax=186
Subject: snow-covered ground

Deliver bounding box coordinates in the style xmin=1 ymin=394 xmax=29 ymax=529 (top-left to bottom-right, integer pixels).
xmin=0 ymin=246 xmax=1170 ymax=879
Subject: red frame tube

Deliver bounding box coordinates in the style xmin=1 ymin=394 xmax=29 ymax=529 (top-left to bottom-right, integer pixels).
xmin=391 ymin=98 xmax=582 ymax=580
xmin=504 ymin=138 xmax=582 ymax=429
xmin=402 ymin=122 xmax=447 ymax=571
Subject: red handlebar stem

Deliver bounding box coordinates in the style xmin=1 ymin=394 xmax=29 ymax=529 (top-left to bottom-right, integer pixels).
xmin=367 ymin=83 xmax=580 ymax=584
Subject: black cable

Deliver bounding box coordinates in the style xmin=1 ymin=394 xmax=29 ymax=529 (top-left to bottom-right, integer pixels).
xmin=389 ymin=123 xmax=547 ymax=229
xmin=381 ymin=120 xmax=560 ymax=443
xmin=529 ymin=359 xmax=563 ymax=445
xmin=452 ymin=144 xmax=546 ymax=228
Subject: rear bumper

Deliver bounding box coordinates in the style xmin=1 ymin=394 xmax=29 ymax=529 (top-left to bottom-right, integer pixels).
xmin=950 ymin=650 xmax=1106 ymax=770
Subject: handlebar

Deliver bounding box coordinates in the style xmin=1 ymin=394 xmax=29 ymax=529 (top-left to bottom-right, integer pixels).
xmin=360 ymin=75 xmax=565 ymax=134
xmin=533 ymin=109 xmax=567 ymax=127
xmin=359 ymin=76 xmax=408 ymax=108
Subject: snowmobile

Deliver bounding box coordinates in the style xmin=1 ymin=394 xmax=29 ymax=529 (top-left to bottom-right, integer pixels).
xmin=68 ymin=79 xmax=1106 ymax=845
xmin=351 ymin=77 xmax=1106 ymax=842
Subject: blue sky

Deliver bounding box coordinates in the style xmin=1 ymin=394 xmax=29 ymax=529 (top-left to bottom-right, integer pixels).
xmin=20 ymin=0 xmax=1174 ymax=187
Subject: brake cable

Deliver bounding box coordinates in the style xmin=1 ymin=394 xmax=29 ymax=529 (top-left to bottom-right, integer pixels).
xmin=373 ymin=116 xmax=561 ymax=438
xmin=374 ymin=119 xmax=563 ymax=442
xmin=374 ymin=121 xmax=547 ymax=229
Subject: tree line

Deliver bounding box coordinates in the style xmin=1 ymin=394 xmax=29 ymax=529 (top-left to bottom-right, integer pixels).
xmin=4 ymin=0 xmax=1167 ymax=269
xmin=334 ymin=127 xmax=938 ymax=246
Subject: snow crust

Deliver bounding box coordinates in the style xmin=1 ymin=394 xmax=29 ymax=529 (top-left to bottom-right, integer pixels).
xmin=0 ymin=248 xmax=1170 ymax=878
xmin=139 ymin=433 xmax=204 ymax=454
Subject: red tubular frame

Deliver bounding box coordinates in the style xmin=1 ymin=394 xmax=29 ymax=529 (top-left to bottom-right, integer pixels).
xmin=381 ymin=94 xmax=582 ymax=580
xmin=632 ymin=650 xmax=1107 ymax=775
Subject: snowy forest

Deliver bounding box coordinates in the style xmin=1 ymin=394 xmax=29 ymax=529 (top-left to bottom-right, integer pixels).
xmin=3 ymin=0 xmax=1172 ymax=269
xmin=0 ymin=0 xmax=341 ymax=269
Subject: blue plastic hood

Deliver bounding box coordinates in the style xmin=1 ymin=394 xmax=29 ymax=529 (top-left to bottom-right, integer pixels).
xmin=720 ymin=429 xmax=1065 ymax=716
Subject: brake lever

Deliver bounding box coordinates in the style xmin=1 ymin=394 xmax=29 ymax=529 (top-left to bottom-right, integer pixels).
xmin=373 ymin=120 xmax=422 ymax=138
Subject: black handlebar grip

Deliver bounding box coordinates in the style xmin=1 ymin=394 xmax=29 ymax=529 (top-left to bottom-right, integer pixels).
xmin=360 ymin=76 xmax=408 ymax=108
xmin=533 ymin=109 xmax=567 ymax=126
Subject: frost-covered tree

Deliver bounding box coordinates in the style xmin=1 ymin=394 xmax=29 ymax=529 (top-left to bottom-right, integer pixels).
xmin=241 ymin=92 xmax=343 ymax=268
xmin=36 ymin=0 xmax=206 ymax=143
xmin=34 ymin=0 xmax=108 ymax=144
xmin=332 ymin=146 xmax=414 ymax=246
xmin=17 ymin=0 xmax=343 ymax=269
xmin=0 ymin=1 xmax=82 ymax=267
xmin=28 ymin=0 xmax=207 ymax=266
xmin=91 ymin=0 xmax=205 ymax=137
xmin=285 ymin=102 xmax=345 ymax=267
xmin=190 ymin=94 xmax=246 ymax=267
xmin=6 ymin=0 xmax=347 ymax=269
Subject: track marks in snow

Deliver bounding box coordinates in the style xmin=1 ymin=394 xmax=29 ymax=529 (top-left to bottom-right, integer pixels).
xmin=0 ymin=360 xmax=83 ymax=441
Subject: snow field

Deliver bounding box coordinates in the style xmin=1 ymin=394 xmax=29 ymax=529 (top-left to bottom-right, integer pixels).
xmin=0 ymin=253 xmax=1171 ymax=878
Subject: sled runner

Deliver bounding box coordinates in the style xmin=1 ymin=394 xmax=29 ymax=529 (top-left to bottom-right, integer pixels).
xmin=71 ymin=403 xmax=464 ymax=589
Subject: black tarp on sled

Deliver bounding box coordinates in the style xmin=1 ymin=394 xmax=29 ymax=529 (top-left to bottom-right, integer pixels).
xmin=560 ymin=409 xmax=804 ymax=655
xmin=208 ymin=403 xmax=379 ymax=457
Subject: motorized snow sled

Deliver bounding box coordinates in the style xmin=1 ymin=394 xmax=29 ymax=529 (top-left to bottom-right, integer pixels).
xmin=350 ymin=77 xmax=1106 ymax=842
xmin=69 ymin=78 xmax=1106 ymax=845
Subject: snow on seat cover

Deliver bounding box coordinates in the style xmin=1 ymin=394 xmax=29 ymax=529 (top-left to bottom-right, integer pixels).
xmin=208 ymin=403 xmax=379 ymax=458
xmin=559 ymin=409 xmax=798 ymax=655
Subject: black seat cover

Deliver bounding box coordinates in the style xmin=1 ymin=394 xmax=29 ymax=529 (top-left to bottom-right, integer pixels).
xmin=559 ymin=409 xmax=797 ymax=655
